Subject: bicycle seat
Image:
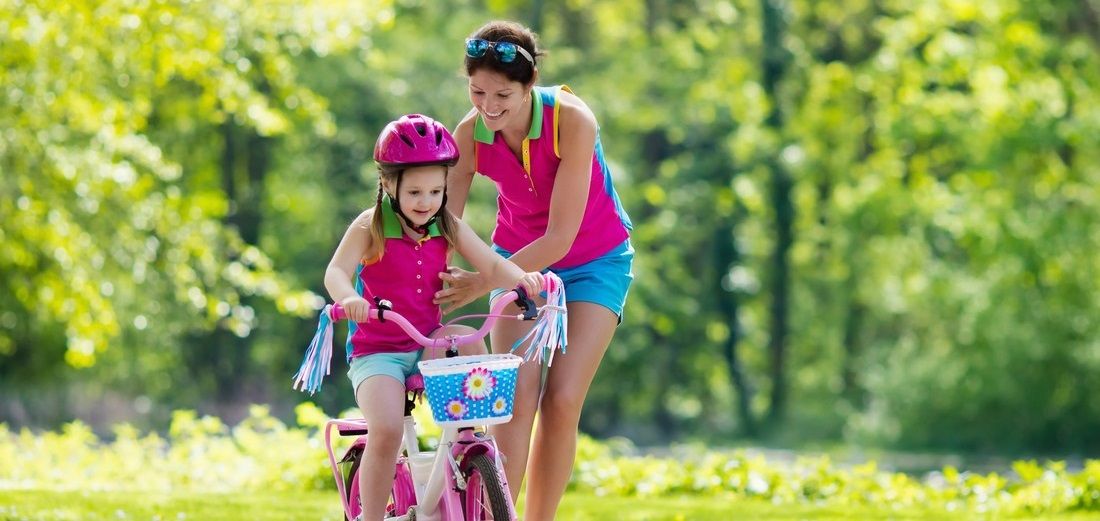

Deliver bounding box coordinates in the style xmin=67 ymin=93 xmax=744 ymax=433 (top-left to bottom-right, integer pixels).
xmin=405 ymin=374 xmax=425 ymax=393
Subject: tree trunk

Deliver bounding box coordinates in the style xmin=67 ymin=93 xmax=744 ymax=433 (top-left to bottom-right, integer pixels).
xmin=715 ymin=222 xmax=757 ymax=436
xmin=644 ymin=0 xmax=662 ymax=36
xmin=761 ymin=0 xmax=794 ymax=427
xmin=529 ymin=0 xmax=544 ymax=34
xmin=647 ymin=324 xmax=679 ymax=440
xmin=841 ymin=297 xmax=865 ymax=403
xmin=240 ymin=132 xmax=270 ymax=245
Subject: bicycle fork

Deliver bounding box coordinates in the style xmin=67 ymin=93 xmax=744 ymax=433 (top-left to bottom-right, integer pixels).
xmin=412 ymin=425 xmax=515 ymax=521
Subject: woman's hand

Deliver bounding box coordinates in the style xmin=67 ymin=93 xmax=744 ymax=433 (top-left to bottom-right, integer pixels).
xmin=516 ymin=272 xmax=544 ymax=296
xmin=434 ymin=266 xmax=489 ymax=315
xmin=340 ymin=295 xmax=371 ymax=323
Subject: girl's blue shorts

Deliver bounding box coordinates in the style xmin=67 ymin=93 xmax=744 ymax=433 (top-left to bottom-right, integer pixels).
xmin=347 ymin=350 xmax=422 ymax=393
xmin=490 ymin=239 xmax=634 ymax=321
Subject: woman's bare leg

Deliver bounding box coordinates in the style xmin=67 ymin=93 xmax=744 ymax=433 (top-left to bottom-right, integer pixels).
xmin=486 ymin=301 xmax=540 ymax=501
xmin=522 ymin=302 xmax=618 ymax=521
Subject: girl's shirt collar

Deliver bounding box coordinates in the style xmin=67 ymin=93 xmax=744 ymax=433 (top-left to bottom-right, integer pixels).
xmin=380 ymin=194 xmax=442 ymax=240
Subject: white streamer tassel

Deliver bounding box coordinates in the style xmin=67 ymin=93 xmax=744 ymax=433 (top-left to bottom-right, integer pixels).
xmin=292 ymin=305 xmax=335 ymax=395
xmin=512 ymin=272 xmax=568 ymax=365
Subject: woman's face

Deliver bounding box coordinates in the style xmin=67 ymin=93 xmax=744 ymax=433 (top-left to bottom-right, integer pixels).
xmin=386 ymin=165 xmax=447 ymax=228
xmin=468 ymin=68 xmax=530 ymax=133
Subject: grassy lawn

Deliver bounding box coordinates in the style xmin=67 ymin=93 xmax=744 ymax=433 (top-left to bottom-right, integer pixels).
xmin=2 ymin=489 xmax=1095 ymax=521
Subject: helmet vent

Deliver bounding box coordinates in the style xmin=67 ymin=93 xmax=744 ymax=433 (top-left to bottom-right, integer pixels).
xmin=373 ymin=114 xmax=458 ymax=166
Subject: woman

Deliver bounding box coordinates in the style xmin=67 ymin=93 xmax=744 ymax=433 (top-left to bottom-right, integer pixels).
xmin=433 ymin=20 xmax=634 ymax=521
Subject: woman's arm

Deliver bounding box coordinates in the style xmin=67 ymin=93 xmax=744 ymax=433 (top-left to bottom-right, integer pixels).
xmin=499 ymin=92 xmax=596 ymax=272
xmin=456 ymin=218 xmax=542 ymax=290
xmin=434 ymin=98 xmax=595 ymax=311
xmin=447 ymin=110 xmax=480 ymax=219
xmin=324 ymin=209 xmax=374 ymax=322
xmin=441 ymin=218 xmax=543 ymax=314
xmin=436 ymin=111 xmax=490 ymax=312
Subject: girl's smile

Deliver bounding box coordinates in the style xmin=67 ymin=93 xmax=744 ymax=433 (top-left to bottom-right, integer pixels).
xmin=387 ymin=165 xmax=447 ymax=229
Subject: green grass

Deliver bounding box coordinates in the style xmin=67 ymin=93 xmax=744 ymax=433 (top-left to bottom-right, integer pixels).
xmin=2 ymin=489 xmax=1096 ymax=521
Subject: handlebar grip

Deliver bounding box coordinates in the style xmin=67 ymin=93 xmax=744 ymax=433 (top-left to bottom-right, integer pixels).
xmin=513 ymin=286 xmax=539 ymax=321
xmin=330 ymin=303 xmax=347 ymax=321
xmin=330 ymin=303 xmax=387 ymax=323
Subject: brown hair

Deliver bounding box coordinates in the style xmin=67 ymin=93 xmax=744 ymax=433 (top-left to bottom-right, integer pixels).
xmin=361 ymin=164 xmax=460 ymax=264
xmin=464 ymin=20 xmax=542 ymax=85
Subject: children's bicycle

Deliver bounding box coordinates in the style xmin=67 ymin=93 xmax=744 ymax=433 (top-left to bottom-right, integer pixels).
xmin=293 ymin=274 xmax=567 ymax=521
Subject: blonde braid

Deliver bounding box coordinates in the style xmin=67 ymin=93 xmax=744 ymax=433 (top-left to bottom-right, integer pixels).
xmin=362 ymin=178 xmax=386 ymax=264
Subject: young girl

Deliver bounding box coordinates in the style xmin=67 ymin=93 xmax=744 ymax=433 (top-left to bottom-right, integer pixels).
xmin=325 ymin=113 xmax=543 ymax=521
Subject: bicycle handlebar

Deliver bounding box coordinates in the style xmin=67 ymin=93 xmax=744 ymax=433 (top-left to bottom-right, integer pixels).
xmin=293 ymin=272 xmax=567 ymax=395
xmin=328 ymin=286 xmax=538 ymax=349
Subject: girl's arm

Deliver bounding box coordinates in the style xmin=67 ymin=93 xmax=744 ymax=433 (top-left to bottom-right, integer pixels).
xmin=324 ymin=209 xmax=374 ymax=322
xmin=497 ymin=92 xmax=595 ymax=272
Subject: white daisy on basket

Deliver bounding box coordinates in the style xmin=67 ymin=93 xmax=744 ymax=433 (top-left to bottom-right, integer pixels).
xmin=462 ymin=367 xmax=496 ymax=400
xmin=491 ymin=396 xmax=508 ymax=415
xmin=445 ymin=398 xmax=467 ymax=420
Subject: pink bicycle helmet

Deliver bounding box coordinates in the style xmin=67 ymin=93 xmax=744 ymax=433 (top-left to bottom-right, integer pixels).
xmin=373 ymin=114 xmax=459 ymax=166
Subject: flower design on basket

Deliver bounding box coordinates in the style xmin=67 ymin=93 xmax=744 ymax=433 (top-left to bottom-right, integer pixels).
xmin=491 ymin=396 xmax=509 ymax=416
xmin=445 ymin=398 xmax=467 ymax=420
xmin=462 ymin=367 xmax=496 ymax=400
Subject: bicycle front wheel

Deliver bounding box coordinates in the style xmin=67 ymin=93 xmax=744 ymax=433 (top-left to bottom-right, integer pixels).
xmin=463 ymin=453 xmax=512 ymax=520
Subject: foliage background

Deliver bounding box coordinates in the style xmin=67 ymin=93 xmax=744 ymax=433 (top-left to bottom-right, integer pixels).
xmin=3 ymin=0 xmax=1100 ymax=458
xmin=4 ymin=405 xmax=1100 ymax=517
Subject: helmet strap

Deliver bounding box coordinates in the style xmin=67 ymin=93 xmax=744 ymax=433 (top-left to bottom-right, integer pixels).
xmin=387 ymin=191 xmax=447 ymax=236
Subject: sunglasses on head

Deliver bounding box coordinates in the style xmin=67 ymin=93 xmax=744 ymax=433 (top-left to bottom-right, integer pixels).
xmin=465 ymin=38 xmax=535 ymax=65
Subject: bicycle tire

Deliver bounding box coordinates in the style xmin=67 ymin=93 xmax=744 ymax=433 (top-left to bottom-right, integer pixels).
xmin=344 ymin=455 xmax=416 ymax=521
xmin=341 ymin=444 xmax=364 ymax=521
xmin=464 ymin=453 xmax=512 ymax=520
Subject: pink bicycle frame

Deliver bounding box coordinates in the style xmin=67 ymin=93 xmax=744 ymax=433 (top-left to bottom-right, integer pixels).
xmin=323 ymin=286 xmax=540 ymax=521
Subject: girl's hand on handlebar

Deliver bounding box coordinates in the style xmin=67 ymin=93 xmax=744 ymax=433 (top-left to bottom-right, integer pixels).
xmin=516 ymin=272 xmax=544 ymax=296
xmin=339 ymin=295 xmax=371 ymax=323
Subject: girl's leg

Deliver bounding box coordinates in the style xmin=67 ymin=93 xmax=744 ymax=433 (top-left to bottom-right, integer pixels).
xmin=356 ymin=375 xmax=407 ymax=521
xmin=522 ymin=302 xmax=618 ymax=521
xmin=486 ymin=307 xmax=539 ymax=501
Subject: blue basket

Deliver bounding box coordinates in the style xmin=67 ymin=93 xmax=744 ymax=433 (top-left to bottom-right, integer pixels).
xmin=418 ymin=354 xmax=522 ymax=428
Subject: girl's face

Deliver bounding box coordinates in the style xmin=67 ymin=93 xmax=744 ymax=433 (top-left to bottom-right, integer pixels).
xmin=386 ymin=165 xmax=447 ymax=228
xmin=468 ymin=68 xmax=532 ymax=133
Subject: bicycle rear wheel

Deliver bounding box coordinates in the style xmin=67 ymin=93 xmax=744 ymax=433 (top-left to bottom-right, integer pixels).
xmin=463 ymin=453 xmax=512 ymax=520
xmin=343 ymin=454 xmax=416 ymax=521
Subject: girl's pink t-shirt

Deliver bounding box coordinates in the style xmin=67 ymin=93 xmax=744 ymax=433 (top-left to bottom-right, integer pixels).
xmin=345 ymin=205 xmax=447 ymax=361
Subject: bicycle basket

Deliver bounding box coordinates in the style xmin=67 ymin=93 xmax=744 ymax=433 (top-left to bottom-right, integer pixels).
xmin=418 ymin=354 xmax=522 ymax=428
